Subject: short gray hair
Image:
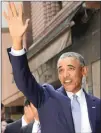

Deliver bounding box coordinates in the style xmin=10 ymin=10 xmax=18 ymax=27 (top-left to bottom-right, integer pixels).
xmin=57 ymin=52 xmax=85 ymax=67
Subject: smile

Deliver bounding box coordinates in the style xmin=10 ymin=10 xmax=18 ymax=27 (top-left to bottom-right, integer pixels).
xmin=64 ymin=80 xmax=72 ymax=83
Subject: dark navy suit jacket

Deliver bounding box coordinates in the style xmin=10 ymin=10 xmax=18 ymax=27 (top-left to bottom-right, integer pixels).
xmin=8 ymin=49 xmax=101 ymax=133
xmin=4 ymin=119 xmax=22 ymax=133
xmin=20 ymin=122 xmax=33 ymax=133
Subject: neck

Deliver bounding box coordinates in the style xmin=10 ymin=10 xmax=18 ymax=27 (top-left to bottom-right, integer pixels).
xmin=65 ymin=87 xmax=81 ymax=94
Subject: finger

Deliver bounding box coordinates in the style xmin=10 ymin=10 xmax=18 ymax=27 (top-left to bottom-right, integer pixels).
xmin=28 ymin=105 xmax=34 ymax=113
xmin=30 ymin=103 xmax=36 ymax=110
xmin=24 ymin=107 xmax=27 ymax=114
xmin=9 ymin=2 xmax=18 ymax=17
xmin=27 ymin=105 xmax=32 ymax=110
xmin=7 ymin=2 xmax=13 ymax=18
xmin=24 ymin=19 xmax=30 ymax=30
xmin=24 ymin=106 xmax=30 ymax=114
xmin=18 ymin=3 xmax=23 ymax=18
xmin=3 ymin=11 xmax=10 ymax=21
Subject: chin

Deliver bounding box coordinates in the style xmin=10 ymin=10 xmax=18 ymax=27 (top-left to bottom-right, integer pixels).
xmin=66 ymin=88 xmax=75 ymax=92
xmin=64 ymin=85 xmax=76 ymax=92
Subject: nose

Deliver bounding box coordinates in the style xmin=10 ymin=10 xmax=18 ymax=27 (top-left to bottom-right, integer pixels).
xmin=63 ymin=69 xmax=70 ymax=78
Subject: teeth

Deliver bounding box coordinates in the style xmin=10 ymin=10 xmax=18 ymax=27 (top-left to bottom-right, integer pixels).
xmin=65 ymin=80 xmax=71 ymax=83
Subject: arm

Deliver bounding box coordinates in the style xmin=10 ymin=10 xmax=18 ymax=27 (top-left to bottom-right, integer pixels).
xmin=8 ymin=49 xmax=44 ymax=108
xmin=3 ymin=2 xmax=44 ymax=108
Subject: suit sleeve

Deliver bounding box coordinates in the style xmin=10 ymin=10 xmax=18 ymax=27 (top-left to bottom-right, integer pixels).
xmin=7 ymin=48 xmax=44 ymax=108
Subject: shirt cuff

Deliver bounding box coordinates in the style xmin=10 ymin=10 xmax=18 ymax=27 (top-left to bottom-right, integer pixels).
xmin=10 ymin=47 xmax=26 ymax=56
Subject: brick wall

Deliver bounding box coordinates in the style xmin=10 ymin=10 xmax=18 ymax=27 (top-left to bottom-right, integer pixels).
xmin=62 ymin=1 xmax=73 ymax=8
xmin=30 ymin=1 xmax=62 ymax=42
xmin=31 ymin=2 xmax=45 ymax=41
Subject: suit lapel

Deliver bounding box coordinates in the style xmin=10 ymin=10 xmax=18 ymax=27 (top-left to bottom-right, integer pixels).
xmin=84 ymin=90 xmax=96 ymax=133
xmin=57 ymin=87 xmax=75 ymax=133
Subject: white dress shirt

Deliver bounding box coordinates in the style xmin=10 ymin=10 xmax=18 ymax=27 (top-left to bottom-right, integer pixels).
xmin=32 ymin=120 xmax=41 ymax=133
xmin=21 ymin=116 xmax=27 ymax=127
xmin=66 ymin=89 xmax=92 ymax=133
xmin=10 ymin=47 xmax=25 ymax=56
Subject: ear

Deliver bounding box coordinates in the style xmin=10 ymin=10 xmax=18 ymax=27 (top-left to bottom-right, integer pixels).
xmin=82 ymin=66 xmax=88 ymax=76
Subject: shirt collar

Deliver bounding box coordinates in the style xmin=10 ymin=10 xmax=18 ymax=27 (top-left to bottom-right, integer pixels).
xmin=66 ymin=88 xmax=84 ymax=100
xmin=22 ymin=115 xmax=27 ymax=127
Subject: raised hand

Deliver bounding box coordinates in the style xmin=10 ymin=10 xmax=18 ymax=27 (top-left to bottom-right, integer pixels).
xmin=3 ymin=2 xmax=30 ymax=50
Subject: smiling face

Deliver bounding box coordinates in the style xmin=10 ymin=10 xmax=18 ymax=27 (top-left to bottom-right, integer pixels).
xmin=57 ymin=57 xmax=87 ymax=93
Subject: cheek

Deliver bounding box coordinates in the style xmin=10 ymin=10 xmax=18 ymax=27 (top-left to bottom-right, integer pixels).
xmin=58 ymin=75 xmax=63 ymax=83
xmin=72 ymin=71 xmax=82 ymax=81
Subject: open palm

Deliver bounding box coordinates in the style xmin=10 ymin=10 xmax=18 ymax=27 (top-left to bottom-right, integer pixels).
xmin=3 ymin=2 xmax=29 ymax=38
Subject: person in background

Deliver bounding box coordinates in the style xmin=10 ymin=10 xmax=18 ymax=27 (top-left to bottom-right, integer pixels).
xmin=1 ymin=103 xmax=7 ymax=133
xmin=1 ymin=103 xmax=6 ymax=121
xmin=6 ymin=119 xmax=14 ymax=124
xmin=20 ymin=103 xmax=41 ymax=133
xmin=4 ymin=99 xmax=35 ymax=133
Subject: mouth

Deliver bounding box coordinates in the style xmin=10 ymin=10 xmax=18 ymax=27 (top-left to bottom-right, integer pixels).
xmin=64 ymin=80 xmax=72 ymax=84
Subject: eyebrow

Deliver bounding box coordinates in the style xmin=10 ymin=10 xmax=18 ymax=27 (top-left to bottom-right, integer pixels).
xmin=58 ymin=66 xmax=62 ymax=69
xmin=67 ymin=65 xmax=75 ymax=68
xmin=58 ymin=64 xmax=76 ymax=69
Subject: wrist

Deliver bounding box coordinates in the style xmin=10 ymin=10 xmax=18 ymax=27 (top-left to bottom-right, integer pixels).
xmin=12 ymin=37 xmax=23 ymax=50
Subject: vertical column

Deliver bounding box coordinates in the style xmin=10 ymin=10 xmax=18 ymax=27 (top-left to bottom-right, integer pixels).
xmin=23 ymin=1 xmax=33 ymax=49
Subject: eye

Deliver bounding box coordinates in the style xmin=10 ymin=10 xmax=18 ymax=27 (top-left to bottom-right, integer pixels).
xmin=58 ymin=69 xmax=63 ymax=73
xmin=69 ymin=67 xmax=75 ymax=70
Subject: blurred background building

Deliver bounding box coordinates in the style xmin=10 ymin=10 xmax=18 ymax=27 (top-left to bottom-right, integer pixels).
xmin=1 ymin=1 xmax=100 ymax=119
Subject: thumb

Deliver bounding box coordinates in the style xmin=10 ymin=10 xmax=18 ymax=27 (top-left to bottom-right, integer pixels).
xmin=24 ymin=19 xmax=30 ymax=30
